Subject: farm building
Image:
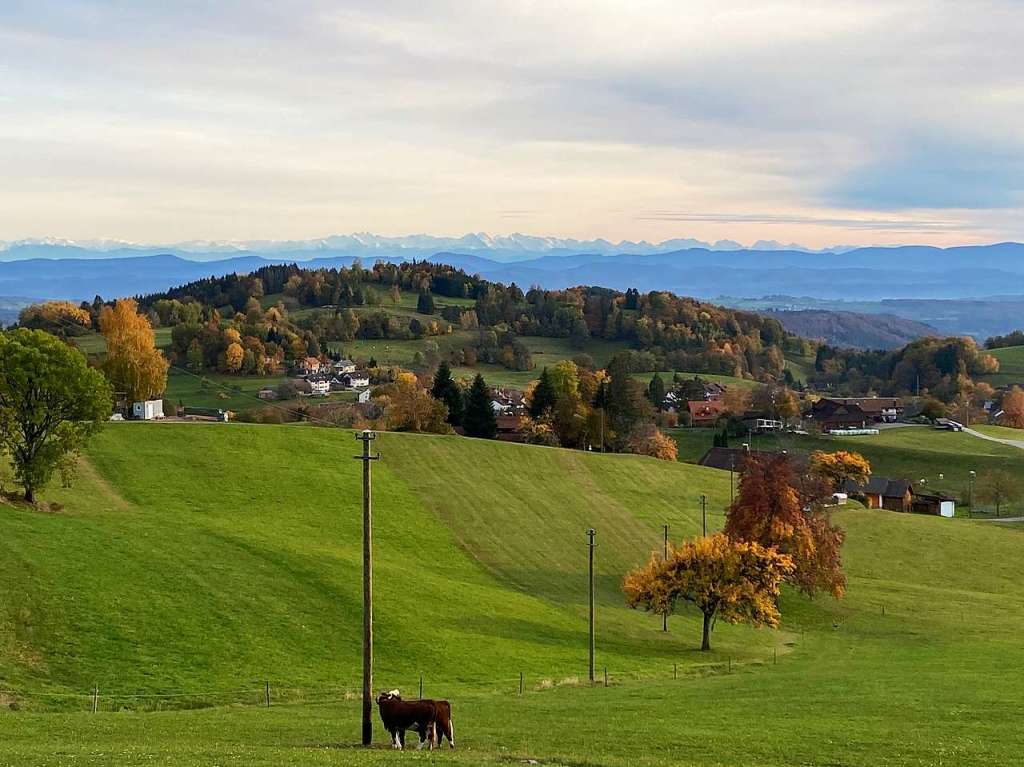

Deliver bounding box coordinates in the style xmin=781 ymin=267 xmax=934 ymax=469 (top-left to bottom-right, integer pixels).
xmin=687 ymin=399 xmax=726 ymax=427
xmin=132 ymin=400 xmax=164 ymax=420
xmin=841 ymin=477 xmax=914 ymax=512
xmin=807 ymin=397 xmax=903 ymax=430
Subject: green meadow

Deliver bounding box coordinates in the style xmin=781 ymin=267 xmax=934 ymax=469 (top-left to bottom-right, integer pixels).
xmin=2 ymin=424 xmax=1024 ymax=765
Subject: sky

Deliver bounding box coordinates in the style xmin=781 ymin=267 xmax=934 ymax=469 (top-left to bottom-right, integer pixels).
xmin=1 ymin=0 xmax=1022 ymax=249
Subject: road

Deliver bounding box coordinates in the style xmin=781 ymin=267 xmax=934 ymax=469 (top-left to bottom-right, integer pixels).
xmin=964 ymin=427 xmax=1024 ymax=451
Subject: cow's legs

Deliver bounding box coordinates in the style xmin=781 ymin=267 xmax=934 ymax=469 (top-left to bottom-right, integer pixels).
xmin=390 ymin=729 xmax=400 ymax=749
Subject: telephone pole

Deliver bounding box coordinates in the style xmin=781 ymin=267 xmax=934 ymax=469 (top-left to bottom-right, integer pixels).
xmin=701 ymin=494 xmax=708 ymax=536
xmin=662 ymin=524 xmax=669 ymax=632
xmin=587 ymin=528 xmax=596 ymax=684
xmin=355 ymin=430 xmax=380 ymax=746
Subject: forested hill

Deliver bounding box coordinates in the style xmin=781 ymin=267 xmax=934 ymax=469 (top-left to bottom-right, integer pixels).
xmin=763 ymin=309 xmax=937 ymax=350
xmin=136 ymin=260 xmax=797 ymax=381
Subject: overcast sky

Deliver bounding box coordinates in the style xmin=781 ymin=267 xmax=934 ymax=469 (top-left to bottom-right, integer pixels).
xmin=1 ymin=0 xmax=1022 ymax=248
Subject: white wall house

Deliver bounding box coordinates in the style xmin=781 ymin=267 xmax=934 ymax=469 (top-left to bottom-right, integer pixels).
xmin=309 ymin=378 xmax=331 ymax=396
xmin=132 ymin=400 xmax=164 ymax=420
xmin=344 ymin=373 xmax=370 ymax=388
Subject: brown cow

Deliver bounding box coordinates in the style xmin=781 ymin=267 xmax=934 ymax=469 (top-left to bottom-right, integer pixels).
xmin=375 ymin=690 xmax=455 ymax=750
xmin=376 ymin=690 xmax=436 ymax=750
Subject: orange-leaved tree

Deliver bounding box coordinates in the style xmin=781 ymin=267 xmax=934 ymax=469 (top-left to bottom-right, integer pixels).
xmin=98 ymin=299 xmax=169 ymax=402
xmin=809 ymin=450 xmax=871 ymax=491
xmin=624 ymin=533 xmax=793 ymax=651
xmin=381 ymin=371 xmax=450 ymax=434
xmin=725 ymin=453 xmax=846 ymax=598
xmin=1001 ymin=386 xmax=1024 ymax=429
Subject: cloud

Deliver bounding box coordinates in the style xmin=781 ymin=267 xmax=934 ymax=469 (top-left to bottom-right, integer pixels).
xmin=0 ymin=1 xmax=1021 ymax=246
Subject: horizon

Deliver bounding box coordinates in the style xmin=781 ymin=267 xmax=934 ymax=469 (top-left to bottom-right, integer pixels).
xmin=2 ymin=2 xmax=1022 ymax=248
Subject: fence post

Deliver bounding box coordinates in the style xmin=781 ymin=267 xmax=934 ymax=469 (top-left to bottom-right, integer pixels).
xmin=92 ymin=685 xmax=98 ymax=713
xmin=265 ymin=681 xmax=271 ymax=707
xmin=419 ymin=675 xmax=423 ymax=700
xmin=728 ymin=657 xmax=732 ymax=673
xmin=603 ymin=667 xmax=608 ymax=687
xmin=519 ymin=672 xmax=524 ymax=696
xmin=673 ymin=663 xmax=677 ymax=680
xmin=773 ymin=649 xmax=777 ymax=665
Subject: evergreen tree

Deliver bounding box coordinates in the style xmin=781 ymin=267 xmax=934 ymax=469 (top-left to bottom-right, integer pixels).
xmin=530 ymin=367 xmax=558 ymax=418
xmin=431 ymin=360 xmax=464 ymax=426
xmin=416 ymin=292 xmax=436 ymax=314
xmin=648 ymin=373 xmax=666 ymax=409
xmin=463 ymin=373 xmax=497 ymax=439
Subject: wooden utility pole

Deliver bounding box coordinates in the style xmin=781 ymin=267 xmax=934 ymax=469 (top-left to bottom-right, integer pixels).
xmin=662 ymin=524 xmax=669 ymax=632
xmin=354 ymin=430 xmax=380 ymax=746
xmin=700 ymin=494 xmax=707 ymax=536
xmin=587 ymin=527 xmax=596 ymax=684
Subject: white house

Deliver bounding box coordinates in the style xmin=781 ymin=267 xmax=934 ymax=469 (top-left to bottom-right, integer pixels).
xmin=356 ymin=388 xmax=372 ymax=403
xmin=333 ymin=358 xmax=357 ymax=374
xmin=308 ymin=377 xmax=331 ymax=396
xmin=132 ymin=400 xmax=164 ymax=420
xmin=343 ymin=372 xmax=371 ymax=388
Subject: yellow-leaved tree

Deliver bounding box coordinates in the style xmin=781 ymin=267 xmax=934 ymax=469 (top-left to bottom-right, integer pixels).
xmin=382 ymin=372 xmax=450 ymax=434
xmin=809 ymin=450 xmax=871 ymax=490
xmin=99 ymin=299 xmax=169 ymax=402
xmin=624 ymin=533 xmax=793 ymax=651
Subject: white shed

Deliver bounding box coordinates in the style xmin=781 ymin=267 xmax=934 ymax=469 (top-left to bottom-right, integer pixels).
xmin=938 ymin=500 xmax=955 ymax=518
xmin=132 ymin=400 xmax=164 ymax=420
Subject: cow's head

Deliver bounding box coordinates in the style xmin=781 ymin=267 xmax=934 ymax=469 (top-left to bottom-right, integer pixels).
xmin=376 ymin=689 xmax=401 ymax=705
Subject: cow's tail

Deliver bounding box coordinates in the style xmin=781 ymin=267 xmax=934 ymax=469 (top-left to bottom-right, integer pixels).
xmin=448 ymin=715 xmax=455 ymax=749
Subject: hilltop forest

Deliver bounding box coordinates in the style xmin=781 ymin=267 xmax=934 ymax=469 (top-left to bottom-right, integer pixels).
xmin=17 ymin=259 xmax=1008 ymax=406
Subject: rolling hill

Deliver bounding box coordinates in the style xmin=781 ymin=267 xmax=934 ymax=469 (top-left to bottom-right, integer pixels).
xmin=2 ymin=424 xmax=1024 ymax=765
xmin=762 ymin=309 xmax=937 ymax=349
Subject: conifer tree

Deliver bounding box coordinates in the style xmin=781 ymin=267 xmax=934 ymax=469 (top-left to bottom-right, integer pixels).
xmin=529 ymin=367 xmax=558 ymax=418
xmin=463 ymin=373 xmax=497 ymax=439
xmin=431 ymin=360 xmax=464 ymax=426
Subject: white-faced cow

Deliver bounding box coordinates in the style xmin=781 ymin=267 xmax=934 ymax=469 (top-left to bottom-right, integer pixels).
xmin=375 ymin=689 xmax=455 ymax=750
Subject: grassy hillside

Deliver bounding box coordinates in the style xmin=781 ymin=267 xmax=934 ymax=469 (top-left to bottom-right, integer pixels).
xmin=982 ymin=344 xmax=1024 ymax=387
xmin=3 ymin=425 xmax=1024 ymax=765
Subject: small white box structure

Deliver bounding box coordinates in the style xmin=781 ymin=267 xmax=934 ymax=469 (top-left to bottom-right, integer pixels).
xmin=938 ymin=500 xmax=955 ymax=518
xmin=132 ymin=400 xmax=164 ymax=420
xmin=357 ymin=388 xmax=371 ymax=403
xmin=831 ymin=492 xmax=848 ymax=505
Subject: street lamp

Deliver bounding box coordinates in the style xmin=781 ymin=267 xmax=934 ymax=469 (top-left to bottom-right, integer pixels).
xmin=969 ymin=470 xmax=976 ymax=518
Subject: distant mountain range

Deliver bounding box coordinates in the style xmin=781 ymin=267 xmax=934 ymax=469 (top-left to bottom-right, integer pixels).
xmin=0 ymin=233 xmax=847 ymax=263
xmin=4 ymin=240 xmax=1024 ymax=340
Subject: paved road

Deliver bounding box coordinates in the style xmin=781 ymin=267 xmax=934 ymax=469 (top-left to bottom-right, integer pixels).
xmin=964 ymin=427 xmax=1024 ymax=451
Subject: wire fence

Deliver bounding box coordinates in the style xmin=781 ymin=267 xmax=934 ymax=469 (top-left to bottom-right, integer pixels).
xmin=0 ymin=652 xmax=786 ymax=713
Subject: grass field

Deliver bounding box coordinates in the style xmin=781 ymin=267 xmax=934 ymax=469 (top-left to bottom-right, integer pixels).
xmin=980 ymin=345 xmax=1024 ymax=387
xmin=3 ymin=424 xmax=1024 ymax=764
xmin=633 ymin=371 xmax=759 ymax=389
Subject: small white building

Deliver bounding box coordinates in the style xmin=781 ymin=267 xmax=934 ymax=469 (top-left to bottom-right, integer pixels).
xmin=333 ymin=358 xmax=357 ymax=374
xmin=356 ymin=388 xmax=372 ymax=403
xmin=344 ymin=372 xmax=371 ymax=389
xmin=132 ymin=400 xmax=164 ymax=420
xmin=309 ymin=378 xmax=331 ymax=397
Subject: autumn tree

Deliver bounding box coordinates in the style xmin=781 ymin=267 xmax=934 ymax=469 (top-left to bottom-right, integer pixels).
xmin=722 ymin=386 xmax=752 ymax=416
xmin=627 ymin=424 xmax=678 ymax=461
xmin=18 ymin=301 xmax=93 ymax=337
xmin=1000 ymin=386 xmax=1024 ymax=429
xmin=809 ymin=450 xmax=871 ymax=491
xmin=976 ymin=470 xmax=1022 ymax=516
xmin=919 ymin=397 xmax=947 ymax=423
xmin=0 ymin=329 xmax=112 ymax=502
xmin=725 ymin=454 xmax=846 ymax=598
xmin=463 ymin=373 xmax=497 ymax=439
xmin=382 ymin=372 xmax=450 ymax=433
xmin=430 ymin=361 xmax=464 ymax=426
xmin=624 ymin=533 xmax=793 ymax=651
xmin=98 ymin=299 xmax=169 ymax=402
